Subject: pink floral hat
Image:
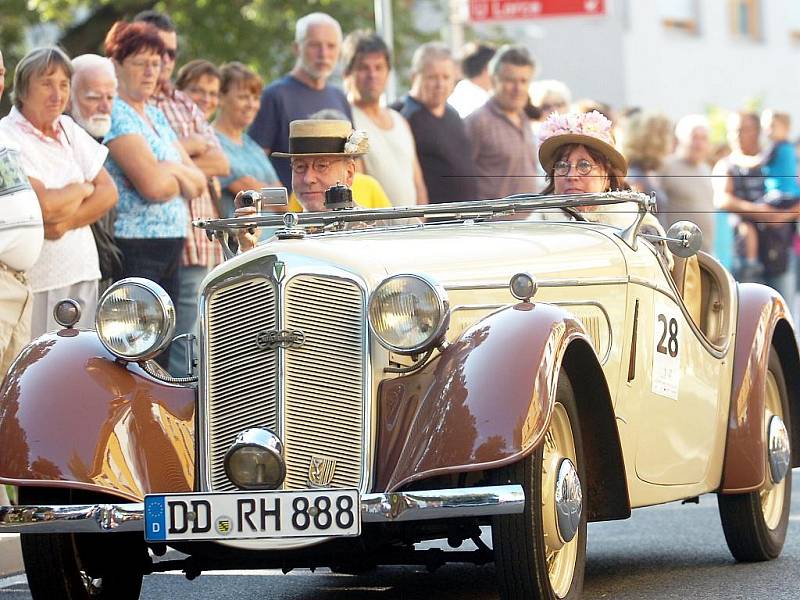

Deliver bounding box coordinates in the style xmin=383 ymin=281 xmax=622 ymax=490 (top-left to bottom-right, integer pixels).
xmin=538 ymin=111 xmax=627 ymax=175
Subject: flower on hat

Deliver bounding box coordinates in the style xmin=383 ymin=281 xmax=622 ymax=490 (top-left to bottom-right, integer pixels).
xmin=538 ymin=110 xmax=614 ymax=144
xmin=344 ymin=129 xmax=369 ymax=154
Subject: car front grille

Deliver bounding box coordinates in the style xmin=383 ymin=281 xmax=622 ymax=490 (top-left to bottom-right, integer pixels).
xmin=283 ymin=275 xmax=365 ymax=489
xmin=206 ymin=277 xmax=279 ymax=491
xmin=204 ymin=272 xmax=366 ymax=493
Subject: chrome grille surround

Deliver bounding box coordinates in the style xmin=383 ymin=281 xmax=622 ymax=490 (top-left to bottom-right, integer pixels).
xmin=198 ymin=257 xmax=373 ymax=516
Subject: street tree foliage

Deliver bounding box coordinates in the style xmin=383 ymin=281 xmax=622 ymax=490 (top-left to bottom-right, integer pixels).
xmin=0 ymin=0 xmax=432 ymax=112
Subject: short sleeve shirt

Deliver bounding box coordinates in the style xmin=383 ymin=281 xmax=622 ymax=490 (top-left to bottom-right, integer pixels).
xmin=104 ymin=98 xmax=188 ymax=239
xmin=392 ymin=96 xmax=479 ymax=204
xmin=216 ymin=130 xmax=280 ymax=217
xmin=152 ymin=88 xmax=224 ymax=268
xmin=464 ymin=99 xmax=540 ymax=200
xmin=352 ymin=107 xmax=419 ymax=207
xmin=0 ymin=108 xmax=103 ymax=291
xmin=0 ymin=139 xmax=43 ymax=271
xmin=248 ymin=75 xmax=352 ymax=191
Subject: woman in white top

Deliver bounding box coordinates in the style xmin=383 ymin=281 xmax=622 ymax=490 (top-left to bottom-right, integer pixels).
xmin=0 ymin=47 xmax=117 ymax=337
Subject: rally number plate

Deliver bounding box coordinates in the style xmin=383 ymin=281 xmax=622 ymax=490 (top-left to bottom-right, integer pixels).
xmin=144 ymin=489 xmax=360 ymax=542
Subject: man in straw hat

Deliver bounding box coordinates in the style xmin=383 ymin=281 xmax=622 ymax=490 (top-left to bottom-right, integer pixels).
xmin=272 ymin=118 xmax=389 ymax=212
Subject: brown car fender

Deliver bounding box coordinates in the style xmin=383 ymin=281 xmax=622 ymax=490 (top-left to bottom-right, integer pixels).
xmin=375 ymin=302 xmax=630 ymax=522
xmin=721 ymin=283 xmax=800 ymax=494
xmin=0 ymin=330 xmax=196 ymax=502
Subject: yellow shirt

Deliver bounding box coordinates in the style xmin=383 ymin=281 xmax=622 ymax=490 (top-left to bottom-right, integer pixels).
xmin=288 ymin=173 xmax=392 ymax=212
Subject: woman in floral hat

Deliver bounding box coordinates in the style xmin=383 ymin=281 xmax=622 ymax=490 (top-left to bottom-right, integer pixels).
xmin=538 ymin=111 xmax=672 ymax=267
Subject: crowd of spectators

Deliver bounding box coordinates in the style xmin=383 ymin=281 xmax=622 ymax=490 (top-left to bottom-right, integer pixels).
xmin=0 ymin=9 xmax=799 ymax=386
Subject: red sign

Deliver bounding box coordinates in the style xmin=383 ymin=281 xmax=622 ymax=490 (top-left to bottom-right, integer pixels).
xmin=469 ymin=0 xmax=605 ymax=22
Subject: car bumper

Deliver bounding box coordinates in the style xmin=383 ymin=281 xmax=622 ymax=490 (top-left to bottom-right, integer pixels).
xmin=0 ymin=485 xmax=524 ymax=534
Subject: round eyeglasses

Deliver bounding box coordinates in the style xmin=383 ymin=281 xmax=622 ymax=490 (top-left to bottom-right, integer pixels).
xmin=553 ymin=159 xmax=598 ymax=176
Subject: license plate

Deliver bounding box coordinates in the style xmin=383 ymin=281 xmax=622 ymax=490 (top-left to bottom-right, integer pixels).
xmin=144 ymin=489 xmax=360 ymax=542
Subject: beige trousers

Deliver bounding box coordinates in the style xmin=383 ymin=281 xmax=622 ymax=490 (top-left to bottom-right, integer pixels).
xmin=0 ymin=267 xmax=32 ymax=379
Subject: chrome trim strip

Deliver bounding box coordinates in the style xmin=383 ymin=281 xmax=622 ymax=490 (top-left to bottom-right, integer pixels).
xmin=0 ymin=485 xmax=525 ymax=532
xmin=445 ymin=277 xmax=628 ymax=292
xmin=360 ymin=485 xmax=525 ymax=523
xmin=629 ymin=273 xmax=728 ymax=359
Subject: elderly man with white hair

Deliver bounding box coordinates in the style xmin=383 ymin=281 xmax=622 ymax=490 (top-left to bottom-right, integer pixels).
xmin=660 ymin=114 xmax=715 ymax=253
xmin=249 ymin=12 xmax=352 ymax=193
xmin=70 ymin=54 xmax=124 ymax=291
xmin=70 ymin=54 xmax=117 ymax=140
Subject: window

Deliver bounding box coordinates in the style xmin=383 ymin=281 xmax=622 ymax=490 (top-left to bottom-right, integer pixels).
xmin=657 ymin=0 xmax=698 ymax=34
xmin=729 ymin=0 xmax=761 ymax=41
xmin=789 ymin=2 xmax=800 ymax=44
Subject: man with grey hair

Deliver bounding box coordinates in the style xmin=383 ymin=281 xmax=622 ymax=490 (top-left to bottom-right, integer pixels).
xmin=249 ymin=12 xmax=352 ymax=192
xmin=391 ymin=42 xmax=478 ymax=203
xmin=464 ymin=45 xmax=538 ymax=200
xmin=660 ymin=114 xmax=715 ymax=253
xmin=70 ymin=54 xmax=117 ymax=140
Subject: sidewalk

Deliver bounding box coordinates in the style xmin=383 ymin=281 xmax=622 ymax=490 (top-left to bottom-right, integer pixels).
xmin=0 ymin=534 xmax=23 ymax=577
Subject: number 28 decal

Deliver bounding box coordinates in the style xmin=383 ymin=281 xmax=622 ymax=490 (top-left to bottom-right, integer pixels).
xmin=656 ymin=314 xmax=679 ymax=357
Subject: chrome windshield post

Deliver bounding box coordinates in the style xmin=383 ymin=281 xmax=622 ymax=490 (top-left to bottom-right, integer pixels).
xmin=615 ymin=192 xmax=656 ymax=250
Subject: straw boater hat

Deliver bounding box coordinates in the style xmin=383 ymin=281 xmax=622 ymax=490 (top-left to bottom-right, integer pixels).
xmin=537 ymin=111 xmax=627 ymax=175
xmin=271 ymin=119 xmax=368 ymax=158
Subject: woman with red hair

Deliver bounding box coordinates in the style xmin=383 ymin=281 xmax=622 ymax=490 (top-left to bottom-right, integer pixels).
xmin=103 ymin=21 xmax=205 ymax=317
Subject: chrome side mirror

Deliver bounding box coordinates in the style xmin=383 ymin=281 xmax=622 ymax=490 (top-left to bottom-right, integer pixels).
xmin=665 ymin=221 xmax=703 ymax=258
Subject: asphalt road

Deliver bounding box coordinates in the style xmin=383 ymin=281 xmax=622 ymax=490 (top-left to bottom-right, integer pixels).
xmin=2 ymin=474 xmax=799 ymax=599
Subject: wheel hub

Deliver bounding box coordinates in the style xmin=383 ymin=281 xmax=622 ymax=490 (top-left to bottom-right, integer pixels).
xmin=554 ymin=458 xmax=582 ymax=544
xmin=768 ymin=415 xmax=791 ymax=484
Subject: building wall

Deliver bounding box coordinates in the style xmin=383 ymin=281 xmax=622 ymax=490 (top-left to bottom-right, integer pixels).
xmin=433 ymin=0 xmax=800 ymax=132
xmin=622 ymin=0 xmax=800 ymax=130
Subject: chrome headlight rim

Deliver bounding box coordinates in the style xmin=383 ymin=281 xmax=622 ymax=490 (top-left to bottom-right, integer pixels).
xmin=223 ymin=428 xmax=286 ymax=491
xmin=368 ymin=273 xmax=450 ymax=355
xmin=95 ymin=277 xmax=176 ymax=362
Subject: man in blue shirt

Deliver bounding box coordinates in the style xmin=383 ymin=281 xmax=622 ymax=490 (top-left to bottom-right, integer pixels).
xmin=249 ymin=12 xmax=352 ymax=192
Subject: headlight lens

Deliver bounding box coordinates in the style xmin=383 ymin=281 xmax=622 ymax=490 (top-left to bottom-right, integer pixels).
xmin=224 ymin=428 xmax=286 ymax=490
xmin=368 ymin=274 xmax=449 ymax=354
xmin=95 ymin=278 xmax=175 ymax=361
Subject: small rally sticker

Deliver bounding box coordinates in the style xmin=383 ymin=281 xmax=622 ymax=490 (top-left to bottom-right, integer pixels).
xmin=652 ymin=300 xmax=681 ymax=400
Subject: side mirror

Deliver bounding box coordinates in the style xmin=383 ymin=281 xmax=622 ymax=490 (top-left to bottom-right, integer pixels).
xmin=665 ymin=221 xmax=703 ymax=258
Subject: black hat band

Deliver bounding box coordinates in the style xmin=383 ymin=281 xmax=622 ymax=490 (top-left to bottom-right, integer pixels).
xmin=289 ymin=136 xmax=346 ymax=154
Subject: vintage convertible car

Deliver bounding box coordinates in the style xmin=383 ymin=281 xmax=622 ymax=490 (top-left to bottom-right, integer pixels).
xmin=0 ymin=191 xmax=797 ymax=600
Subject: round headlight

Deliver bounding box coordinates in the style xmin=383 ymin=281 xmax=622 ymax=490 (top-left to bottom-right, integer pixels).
xmin=95 ymin=278 xmax=176 ymax=361
xmin=368 ymin=274 xmax=449 ymax=354
xmin=224 ymin=428 xmax=286 ymax=490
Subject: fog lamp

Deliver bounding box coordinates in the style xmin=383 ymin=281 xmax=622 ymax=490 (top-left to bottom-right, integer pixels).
xmin=53 ymin=298 xmax=81 ymax=329
xmin=224 ymin=428 xmax=286 ymax=490
xmin=510 ymin=272 xmax=537 ymax=302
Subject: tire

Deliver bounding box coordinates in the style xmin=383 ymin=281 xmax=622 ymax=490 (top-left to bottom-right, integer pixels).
xmin=492 ymin=370 xmax=586 ymax=600
xmin=718 ymin=348 xmax=792 ymax=562
xmin=19 ymin=489 xmax=147 ymax=600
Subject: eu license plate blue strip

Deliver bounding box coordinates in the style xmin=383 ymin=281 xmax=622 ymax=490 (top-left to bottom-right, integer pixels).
xmin=145 ymin=495 xmax=167 ymax=541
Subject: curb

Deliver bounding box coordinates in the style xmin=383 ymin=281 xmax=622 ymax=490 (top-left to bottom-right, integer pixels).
xmin=0 ymin=535 xmax=23 ymax=577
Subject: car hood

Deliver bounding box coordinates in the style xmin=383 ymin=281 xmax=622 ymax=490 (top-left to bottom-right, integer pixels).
xmin=226 ymin=220 xmax=629 ymax=290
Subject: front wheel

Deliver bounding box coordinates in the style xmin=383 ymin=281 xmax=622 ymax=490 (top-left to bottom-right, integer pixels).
xmin=492 ymin=370 xmax=586 ymax=600
xmin=718 ymin=348 xmax=792 ymax=562
xmin=19 ymin=489 xmax=147 ymax=600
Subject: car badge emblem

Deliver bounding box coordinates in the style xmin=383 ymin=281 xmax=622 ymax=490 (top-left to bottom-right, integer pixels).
xmin=307 ymin=456 xmax=337 ymax=487
xmin=255 ymin=329 xmax=305 ymax=350
xmin=273 ymin=260 xmax=285 ymax=283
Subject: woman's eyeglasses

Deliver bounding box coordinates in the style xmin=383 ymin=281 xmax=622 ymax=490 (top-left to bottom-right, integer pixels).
xmin=553 ymin=159 xmax=598 ymax=176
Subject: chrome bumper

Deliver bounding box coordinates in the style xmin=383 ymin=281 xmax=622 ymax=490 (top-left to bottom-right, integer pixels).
xmin=0 ymin=485 xmax=524 ymax=534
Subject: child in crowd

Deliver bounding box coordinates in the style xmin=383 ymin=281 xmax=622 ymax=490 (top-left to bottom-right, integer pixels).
xmin=737 ymin=110 xmax=800 ymax=279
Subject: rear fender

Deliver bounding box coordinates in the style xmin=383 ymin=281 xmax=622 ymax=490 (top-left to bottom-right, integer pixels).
xmin=0 ymin=330 xmax=196 ymax=501
xmin=721 ymin=283 xmax=800 ymax=493
xmin=375 ymin=302 xmax=630 ymax=521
